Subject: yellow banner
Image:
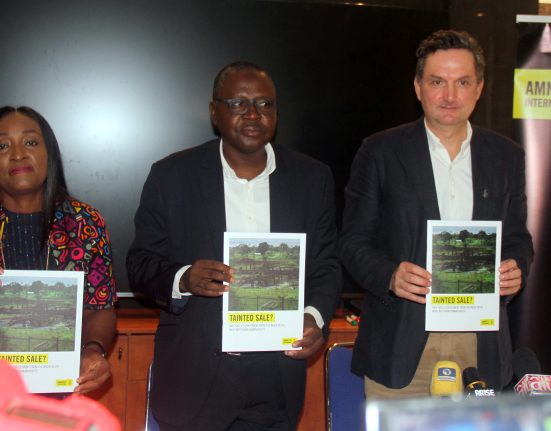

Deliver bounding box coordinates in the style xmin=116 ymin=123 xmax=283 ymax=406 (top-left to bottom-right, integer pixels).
xmin=513 ymin=68 xmax=551 ymax=119
xmin=431 ymin=295 xmax=475 ymax=305
xmin=0 ymin=354 xmax=49 ymax=364
xmin=480 ymin=319 xmax=495 ymax=326
xmin=228 ymin=312 xmax=276 ymax=323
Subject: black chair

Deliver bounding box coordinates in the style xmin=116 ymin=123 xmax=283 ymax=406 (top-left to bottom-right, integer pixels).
xmin=325 ymin=342 xmax=366 ymax=431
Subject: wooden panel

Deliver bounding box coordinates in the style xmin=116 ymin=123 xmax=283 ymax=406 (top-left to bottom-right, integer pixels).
xmin=126 ymin=379 xmax=149 ymax=431
xmin=128 ymin=334 xmax=155 ymax=381
xmin=92 ymin=311 xmax=158 ymax=431
xmin=89 ymin=335 xmax=128 ymax=429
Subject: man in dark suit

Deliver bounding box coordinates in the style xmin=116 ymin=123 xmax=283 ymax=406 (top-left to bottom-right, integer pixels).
xmin=340 ymin=30 xmax=533 ymax=398
xmin=127 ymin=61 xmax=341 ymax=430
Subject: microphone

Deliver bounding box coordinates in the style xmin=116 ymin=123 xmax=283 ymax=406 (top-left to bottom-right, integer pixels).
xmin=513 ymin=347 xmax=551 ymax=396
xmin=463 ymin=367 xmax=495 ymax=397
xmin=430 ymin=361 xmax=462 ymax=397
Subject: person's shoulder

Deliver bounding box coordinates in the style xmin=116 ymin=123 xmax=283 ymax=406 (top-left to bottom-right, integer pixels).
xmin=370 ymin=120 xmax=418 ymax=138
xmin=153 ymin=139 xmax=218 ymax=170
xmin=360 ymin=119 xmax=421 ymax=153
xmin=472 ymin=126 xmax=524 ymax=155
xmin=56 ymin=198 xmax=106 ymax=224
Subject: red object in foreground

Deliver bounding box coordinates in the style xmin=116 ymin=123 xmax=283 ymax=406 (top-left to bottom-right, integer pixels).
xmin=515 ymin=374 xmax=551 ymax=396
xmin=0 ymin=360 xmax=120 ymax=431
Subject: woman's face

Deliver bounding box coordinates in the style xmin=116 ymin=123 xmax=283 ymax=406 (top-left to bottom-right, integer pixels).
xmin=0 ymin=113 xmax=48 ymax=207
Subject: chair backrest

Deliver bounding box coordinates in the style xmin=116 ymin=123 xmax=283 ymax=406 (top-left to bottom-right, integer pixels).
xmin=145 ymin=362 xmax=160 ymax=431
xmin=325 ymin=342 xmax=366 ymax=431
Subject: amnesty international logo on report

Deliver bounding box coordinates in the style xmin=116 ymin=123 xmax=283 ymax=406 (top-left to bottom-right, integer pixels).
xmin=513 ymin=68 xmax=551 ymax=120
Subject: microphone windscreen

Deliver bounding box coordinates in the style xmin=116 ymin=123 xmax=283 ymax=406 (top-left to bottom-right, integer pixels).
xmin=430 ymin=360 xmax=462 ymax=396
xmin=513 ymin=347 xmax=541 ymax=379
xmin=462 ymin=367 xmax=487 ymax=390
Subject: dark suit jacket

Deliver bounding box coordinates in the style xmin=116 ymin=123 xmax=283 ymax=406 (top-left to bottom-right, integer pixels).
xmin=340 ymin=118 xmax=533 ymax=390
xmin=127 ymin=139 xmax=341 ymax=427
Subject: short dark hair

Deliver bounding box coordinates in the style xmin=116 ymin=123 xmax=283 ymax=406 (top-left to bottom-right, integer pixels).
xmin=0 ymin=106 xmax=69 ymax=246
xmin=212 ymin=61 xmax=275 ymax=99
xmin=415 ymin=29 xmax=485 ymax=82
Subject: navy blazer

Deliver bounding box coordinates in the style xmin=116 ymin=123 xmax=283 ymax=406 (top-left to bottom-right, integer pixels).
xmin=340 ymin=118 xmax=533 ymax=390
xmin=127 ymin=140 xmax=341 ymax=427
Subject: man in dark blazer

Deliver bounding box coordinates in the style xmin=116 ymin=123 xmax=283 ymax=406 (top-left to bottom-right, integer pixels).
xmin=127 ymin=61 xmax=341 ymax=430
xmin=340 ymin=30 xmax=533 ymax=398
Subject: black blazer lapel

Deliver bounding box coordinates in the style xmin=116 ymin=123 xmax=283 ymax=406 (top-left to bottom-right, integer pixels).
xmin=198 ymin=141 xmax=226 ymax=253
xmin=397 ymin=118 xmax=441 ymax=220
xmin=269 ymin=146 xmax=293 ymax=233
xmin=471 ymin=129 xmax=495 ymax=220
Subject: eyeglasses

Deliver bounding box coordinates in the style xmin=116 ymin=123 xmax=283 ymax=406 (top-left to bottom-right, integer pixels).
xmin=213 ymin=98 xmax=277 ymax=115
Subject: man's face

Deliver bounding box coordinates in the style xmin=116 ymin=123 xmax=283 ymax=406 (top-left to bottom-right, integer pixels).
xmin=210 ymin=69 xmax=277 ymax=157
xmin=414 ymin=49 xmax=483 ymax=133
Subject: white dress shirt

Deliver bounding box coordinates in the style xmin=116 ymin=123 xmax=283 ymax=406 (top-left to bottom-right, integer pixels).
xmin=425 ymin=120 xmax=474 ymax=221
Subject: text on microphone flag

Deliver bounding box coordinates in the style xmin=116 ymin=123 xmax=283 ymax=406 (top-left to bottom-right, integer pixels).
xmin=437 ymin=367 xmax=458 ymax=382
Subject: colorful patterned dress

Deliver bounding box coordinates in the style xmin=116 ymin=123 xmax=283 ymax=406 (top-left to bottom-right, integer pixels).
xmin=0 ymin=198 xmax=116 ymax=309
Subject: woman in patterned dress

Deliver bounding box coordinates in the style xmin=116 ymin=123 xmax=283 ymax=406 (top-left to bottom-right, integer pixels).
xmin=0 ymin=106 xmax=116 ymax=393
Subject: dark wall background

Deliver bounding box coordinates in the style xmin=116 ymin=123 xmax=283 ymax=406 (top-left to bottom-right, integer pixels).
xmin=0 ymin=0 xmax=448 ymax=294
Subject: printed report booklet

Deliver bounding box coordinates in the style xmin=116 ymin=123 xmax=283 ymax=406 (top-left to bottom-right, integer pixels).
xmin=222 ymin=232 xmax=306 ymax=352
xmin=0 ymin=270 xmax=84 ymax=393
xmin=425 ymin=220 xmax=501 ymax=332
